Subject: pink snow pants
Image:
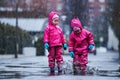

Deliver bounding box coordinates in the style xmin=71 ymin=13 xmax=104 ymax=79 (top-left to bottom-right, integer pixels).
xmin=73 ymin=51 xmax=88 ymax=70
xmin=48 ymin=46 xmax=63 ymax=68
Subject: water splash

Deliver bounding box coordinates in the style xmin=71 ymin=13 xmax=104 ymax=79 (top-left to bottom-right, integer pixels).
xmin=60 ymin=60 xmax=99 ymax=75
xmin=61 ymin=60 xmax=73 ymax=74
xmin=60 ymin=60 xmax=120 ymax=77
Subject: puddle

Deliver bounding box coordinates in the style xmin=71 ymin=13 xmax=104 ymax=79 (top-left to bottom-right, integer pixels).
xmin=0 ymin=63 xmax=11 ymax=66
xmin=0 ymin=71 xmax=28 ymax=79
xmin=6 ymin=65 xmax=41 ymax=68
xmin=96 ymin=70 xmax=120 ymax=77
xmin=6 ymin=65 xmax=29 ymax=68
xmin=0 ymin=60 xmax=119 ymax=79
xmin=20 ymin=62 xmax=38 ymax=65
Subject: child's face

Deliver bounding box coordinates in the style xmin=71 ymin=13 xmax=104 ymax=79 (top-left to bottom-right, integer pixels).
xmin=52 ymin=17 xmax=59 ymax=25
xmin=73 ymin=27 xmax=81 ymax=34
xmin=74 ymin=29 xmax=81 ymax=34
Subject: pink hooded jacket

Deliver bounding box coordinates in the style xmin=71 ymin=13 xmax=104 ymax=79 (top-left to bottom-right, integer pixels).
xmin=69 ymin=18 xmax=94 ymax=54
xmin=44 ymin=11 xmax=66 ymax=47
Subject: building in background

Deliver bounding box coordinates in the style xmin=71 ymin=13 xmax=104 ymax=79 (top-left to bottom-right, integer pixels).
xmin=86 ymin=0 xmax=108 ymax=47
xmin=87 ymin=0 xmax=107 ymax=31
xmin=0 ymin=0 xmax=65 ymax=18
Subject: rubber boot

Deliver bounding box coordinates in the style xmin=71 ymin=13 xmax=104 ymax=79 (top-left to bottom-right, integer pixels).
xmin=73 ymin=64 xmax=78 ymax=75
xmin=80 ymin=66 xmax=86 ymax=75
xmin=58 ymin=67 xmax=62 ymax=75
xmin=49 ymin=68 xmax=55 ymax=76
xmin=80 ymin=70 xmax=86 ymax=75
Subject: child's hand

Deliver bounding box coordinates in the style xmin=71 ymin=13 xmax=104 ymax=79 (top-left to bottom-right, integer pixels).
xmin=88 ymin=44 xmax=94 ymax=50
xmin=88 ymin=44 xmax=95 ymax=53
xmin=63 ymin=43 xmax=68 ymax=50
xmin=69 ymin=51 xmax=74 ymax=58
xmin=44 ymin=43 xmax=49 ymax=49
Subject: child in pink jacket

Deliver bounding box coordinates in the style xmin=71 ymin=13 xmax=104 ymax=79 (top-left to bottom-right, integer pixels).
xmin=68 ymin=18 xmax=95 ymax=74
xmin=44 ymin=11 xmax=67 ymax=74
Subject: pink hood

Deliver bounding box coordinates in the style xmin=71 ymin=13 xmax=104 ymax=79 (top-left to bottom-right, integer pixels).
xmin=44 ymin=11 xmax=66 ymax=47
xmin=48 ymin=11 xmax=59 ymax=25
xmin=71 ymin=18 xmax=83 ymax=30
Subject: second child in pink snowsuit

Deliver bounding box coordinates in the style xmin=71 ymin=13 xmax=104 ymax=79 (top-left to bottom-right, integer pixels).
xmin=68 ymin=18 xmax=95 ymax=74
xmin=44 ymin=11 xmax=67 ymax=74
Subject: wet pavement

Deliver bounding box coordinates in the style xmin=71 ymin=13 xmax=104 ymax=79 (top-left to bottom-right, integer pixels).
xmin=0 ymin=49 xmax=120 ymax=80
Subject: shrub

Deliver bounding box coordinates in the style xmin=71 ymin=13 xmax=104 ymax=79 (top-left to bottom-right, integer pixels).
xmin=34 ymin=36 xmax=44 ymax=56
xmin=0 ymin=22 xmax=32 ymax=54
